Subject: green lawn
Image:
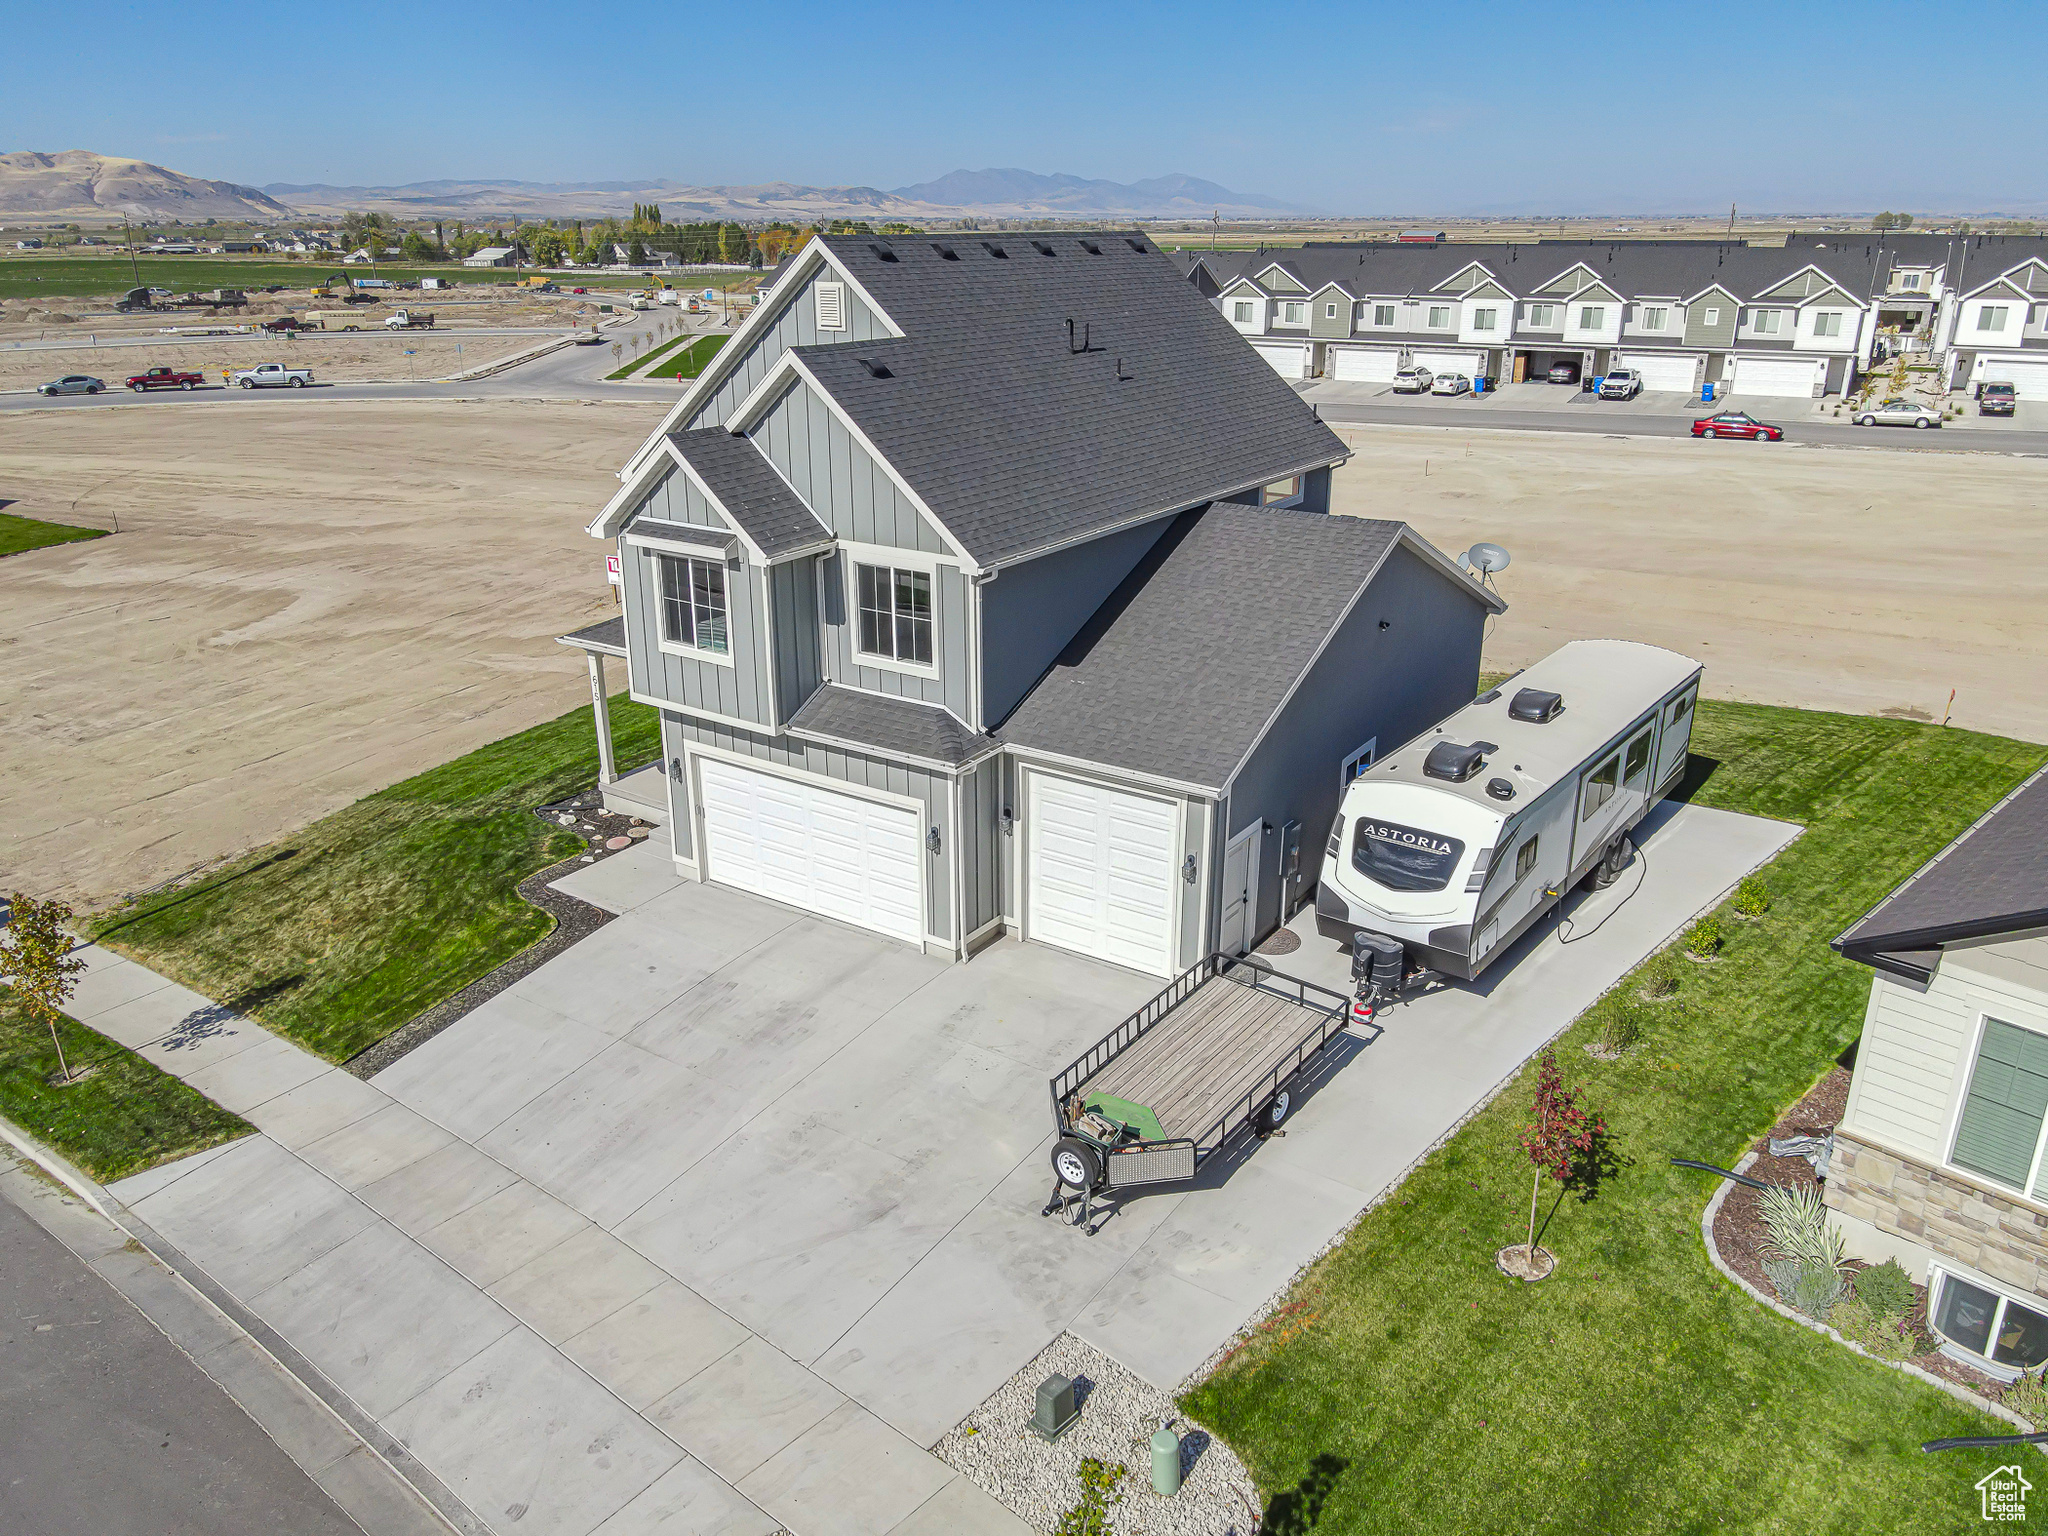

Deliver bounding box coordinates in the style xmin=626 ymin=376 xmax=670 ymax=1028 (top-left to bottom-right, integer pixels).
xmin=0 ymin=990 xmax=249 ymax=1184
xmin=0 ymin=511 xmax=108 ymax=558
xmin=607 ymin=332 xmax=694 ymax=380
xmin=1183 ymin=702 xmax=2048 ymax=1535
xmin=0 ymin=255 xmax=657 ymax=302
xmin=89 ymin=693 xmax=660 ymax=1065
xmin=649 ymin=333 xmax=729 ymax=379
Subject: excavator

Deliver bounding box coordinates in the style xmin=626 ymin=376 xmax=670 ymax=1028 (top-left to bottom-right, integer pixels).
xmin=309 ymin=272 xmax=378 ymax=305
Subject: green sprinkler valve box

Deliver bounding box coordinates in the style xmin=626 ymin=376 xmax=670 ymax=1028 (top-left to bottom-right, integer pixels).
xmin=1030 ymin=1374 xmax=1079 ymax=1442
xmin=1151 ymin=1421 xmax=1182 ymax=1496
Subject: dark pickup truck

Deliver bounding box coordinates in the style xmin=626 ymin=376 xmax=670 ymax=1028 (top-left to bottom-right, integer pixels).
xmin=1980 ymin=382 xmax=2017 ymax=417
xmin=125 ymin=366 xmax=204 ymax=392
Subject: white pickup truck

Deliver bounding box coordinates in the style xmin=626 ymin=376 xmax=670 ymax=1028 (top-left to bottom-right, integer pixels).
xmin=384 ymin=308 xmax=435 ymax=330
xmin=232 ymin=362 xmax=314 ymax=389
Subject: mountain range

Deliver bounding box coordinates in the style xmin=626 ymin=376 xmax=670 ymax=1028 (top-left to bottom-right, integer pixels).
xmin=0 ymin=150 xmax=292 ymax=221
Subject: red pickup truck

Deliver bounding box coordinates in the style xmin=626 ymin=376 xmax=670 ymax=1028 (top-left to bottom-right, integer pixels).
xmin=126 ymin=365 xmax=204 ymax=392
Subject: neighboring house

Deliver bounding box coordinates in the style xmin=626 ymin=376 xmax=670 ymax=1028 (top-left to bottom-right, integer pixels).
xmin=561 ymin=230 xmax=1503 ymax=974
xmin=1937 ymin=256 xmax=2048 ymax=397
xmin=1826 ymin=764 xmax=2048 ymax=1381
xmin=463 ymin=245 xmax=518 ymax=268
xmin=1187 ymin=240 xmax=1885 ymax=399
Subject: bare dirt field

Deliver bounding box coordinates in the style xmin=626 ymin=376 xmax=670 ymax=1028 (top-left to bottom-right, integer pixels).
xmin=0 ymin=397 xmax=666 ymax=905
xmin=1331 ymin=425 xmax=2048 ymax=742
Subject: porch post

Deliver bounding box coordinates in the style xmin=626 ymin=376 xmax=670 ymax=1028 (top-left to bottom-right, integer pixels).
xmin=587 ymin=651 xmax=617 ymax=785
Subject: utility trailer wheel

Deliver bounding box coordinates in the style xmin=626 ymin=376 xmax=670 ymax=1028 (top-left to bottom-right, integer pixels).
xmin=1257 ymin=1085 xmax=1294 ymax=1137
xmin=1051 ymin=1137 xmax=1101 ymax=1192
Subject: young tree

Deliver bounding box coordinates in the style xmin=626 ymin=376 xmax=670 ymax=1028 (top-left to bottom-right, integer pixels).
xmin=530 ymin=228 xmax=564 ymax=266
xmin=1516 ymin=1051 xmax=1604 ymax=1268
xmin=628 ymin=237 xmax=648 ymax=267
xmin=2 ymin=892 xmax=88 ymax=1085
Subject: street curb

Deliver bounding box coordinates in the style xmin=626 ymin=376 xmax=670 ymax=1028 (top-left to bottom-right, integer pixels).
xmin=0 ymin=1114 xmax=485 ymax=1534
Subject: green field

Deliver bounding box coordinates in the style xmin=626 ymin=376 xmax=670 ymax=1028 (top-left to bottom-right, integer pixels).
xmin=0 ymin=511 xmax=109 ymax=558
xmin=649 ymin=332 xmax=729 ymax=378
xmin=607 ymin=331 xmax=696 ymax=380
xmin=1 ymin=990 xmax=250 ymax=1184
xmin=1182 ymin=701 xmax=2048 ymax=1535
xmin=0 ymin=255 xmax=763 ymax=303
xmin=90 ymin=693 xmax=660 ymax=1064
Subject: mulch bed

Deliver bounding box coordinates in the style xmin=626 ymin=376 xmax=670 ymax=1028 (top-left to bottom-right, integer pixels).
xmin=341 ymin=789 xmax=654 ymax=1078
xmin=1711 ymin=1065 xmax=2003 ymax=1397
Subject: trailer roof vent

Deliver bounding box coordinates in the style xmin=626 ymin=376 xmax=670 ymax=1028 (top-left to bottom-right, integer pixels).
xmin=1486 ymin=777 xmax=1516 ymax=801
xmin=1423 ymin=741 xmax=1486 ymax=783
xmin=1508 ymin=688 xmax=1564 ymax=724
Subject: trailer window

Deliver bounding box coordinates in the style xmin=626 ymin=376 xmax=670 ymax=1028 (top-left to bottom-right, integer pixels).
xmin=1515 ymin=837 xmax=1539 ymax=880
xmin=1623 ymin=729 xmax=1653 ymax=786
xmin=1351 ymin=817 xmax=1465 ymax=893
xmin=1582 ymin=756 xmax=1619 ymax=820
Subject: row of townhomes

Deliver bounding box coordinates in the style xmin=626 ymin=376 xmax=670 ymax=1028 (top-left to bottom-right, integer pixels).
xmin=559 ymin=231 xmax=1501 ymax=976
xmin=1179 ymin=232 xmax=2048 ymax=401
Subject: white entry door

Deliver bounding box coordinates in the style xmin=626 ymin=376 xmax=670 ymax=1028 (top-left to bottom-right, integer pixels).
xmin=1026 ymin=770 xmax=1180 ymax=977
xmin=1732 ymin=356 xmax=1825 ymax=397
xmin=1217 ymin=822 xmax=1262 ymax=958
xmin=696 ymin=755 xmax=924 ymax=945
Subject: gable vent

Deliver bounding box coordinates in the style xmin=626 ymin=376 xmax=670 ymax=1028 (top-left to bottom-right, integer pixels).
xmin=981 ymin=242 xmax=1008 ymax=259
xmin=867 ymin=241 xmax=897 ymax=262
xmin=931 ymin=243 xmax=959 ymax=260
xmin=1079 ymin=239 xmax=1102 ymax=255
xmin=1031 ymin=240 xmax=1057 ymax=257
xmin=855 ymin=357 xmax=893 ymax=378
xmin=814 ymin=280 xmax=846 ymax=332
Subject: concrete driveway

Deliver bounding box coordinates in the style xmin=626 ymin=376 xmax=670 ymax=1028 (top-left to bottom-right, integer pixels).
xmin=97 ymin=798 xmax=1794 ymax=1536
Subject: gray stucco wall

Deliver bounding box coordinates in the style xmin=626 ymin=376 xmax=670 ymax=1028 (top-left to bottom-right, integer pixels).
xmin=685 ymin=266 xmax=889 ymax=431
xmin=979 ymin=515 xmax=1176 ymax=729
xmin=622 ymin=539 xmax=773 ymax=725
xmin=1221 ymin=543 xmax=1489 ymax=942
xmin=747 ymin=378 xmax=948 ymax=554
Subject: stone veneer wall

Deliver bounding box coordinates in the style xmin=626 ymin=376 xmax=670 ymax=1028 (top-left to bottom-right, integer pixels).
xmin=1827 ymin=1129 xmax=2048 ymax=1297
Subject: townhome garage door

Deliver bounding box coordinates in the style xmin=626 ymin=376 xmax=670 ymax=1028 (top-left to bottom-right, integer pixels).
xmin=1978 ymin=359 xmax=2048 ymax=400
xmin=1025 ymin=770 xmax=1180 ymax=977
xmin=1616 ymin=352 xmax=1701 ymax=393
xmin=1732 ymin=356 xmax=1825 ymax=398
xmin=1412 ymin=350 xmax=1483 ymax=380
xmin=1331 ymin=347 xmax=1400 ymax=383
xmin=1250 ymin=341 xmax=1308 ymax=379
xmin=697 ymin=755 xmax=924 ymax=945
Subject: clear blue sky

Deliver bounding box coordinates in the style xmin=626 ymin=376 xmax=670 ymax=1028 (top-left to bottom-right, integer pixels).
xmin=5 ymin=0 xmax=2040 ymax=215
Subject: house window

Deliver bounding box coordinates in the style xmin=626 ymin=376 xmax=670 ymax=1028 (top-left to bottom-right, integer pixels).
xmin=1471 ymin=308 xmax=1497 ymax=331
xmin=1373 ymin=303 xmax=1396 ymax=326
xmin=1752 ymin=310 xmax=1784 ymax=335
xmin=814 ymin=280 xmax=846 ymax=332
xmin=1578 ymin=305 xmax=1605 ymax=329
xmin=1514 ymin=836 xmax=1540 ymax=880
xmin=1930 ymin=1269 xmax=2048 ymax=1371
xmin=1581 ymin=754 xmax=1619 ymax=819
xmin=1233 ymin=301 xmax=1254 ymax=323
xmin=855 ymin=562 xmax=934 ymax=665
xmin=657 ymin=556 xmax=729 ymax=655
xmin=1640 ymin=306 xmax=1668 ymax=331
xmin=1980 ymin=306 xmax=2011 ymax=332
xmin=1281 ymin=302 xmax=1305 ymax=324
xmin=1950 ymin=1017 xmax=2048 ymax=1193
xmin=1428 ymin=305 xmax=1452 ymax=328
xmin=1526 ymin=303 xmax=1556 ymax=327
xmin=1898 ymin=271 xmax=1925 ymax=290
xmin=1703 ymin=306 xmax=1721 ymax=326
xmin=1813 ymin=311 xmax=1844 ymax=337
xmin=1260 ymin=476 xmax=1302 ymax=505
xmin=1325 ymin=301 xmax=1339 ymax=319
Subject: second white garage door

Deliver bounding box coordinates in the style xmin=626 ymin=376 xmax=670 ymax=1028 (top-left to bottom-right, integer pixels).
xmin=1979 ymin=358 xmax=2048 ymax=400
xmin=1732 ymin=356 xmax=1824 ymax=398
xmin=1251 ymin=341 xmax=1308 ymax=379
xmin=1617 ymin=352 xmax=1701 ymax=393
xmin=1026 ymin=771 xmax=1180 ymax=977
xmin=1331 ymin=347 xmax=1400 ymax=382
xmin=1411 ymin=349 xmax=1482 ymax=380
xmin=697 ymin=755 xmax=924 ymax=945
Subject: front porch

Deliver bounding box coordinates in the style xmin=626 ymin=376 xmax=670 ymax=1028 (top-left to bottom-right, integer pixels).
xmin=556 ymin=615 xmax=665 ymax=823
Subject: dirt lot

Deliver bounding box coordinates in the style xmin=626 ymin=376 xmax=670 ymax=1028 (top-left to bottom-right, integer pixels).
xmin=1331 ymin=425 xmax=2048 ymax=743
xmin=0 ymin=398 xmax=666 ymax=906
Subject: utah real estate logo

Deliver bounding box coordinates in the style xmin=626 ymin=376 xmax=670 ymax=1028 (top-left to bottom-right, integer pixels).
xmin=1978 ymin=1465 xmax=2032 ymax=1522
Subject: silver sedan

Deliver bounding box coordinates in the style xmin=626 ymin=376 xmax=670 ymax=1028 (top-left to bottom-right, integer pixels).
xmin=1853 ymin=397 xmax=1942 ymax=429
xmin=37 ymin=374 xmax=106 ymax=396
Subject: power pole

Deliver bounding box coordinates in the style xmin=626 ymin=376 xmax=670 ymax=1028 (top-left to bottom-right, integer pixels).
xmin=122 ymin=213 xmax=141 ymax=288
xmin=1726 ymin=202 xmax=1736 ymax=242
xmin=1211 ymin=209 xmax=1219 ymax=251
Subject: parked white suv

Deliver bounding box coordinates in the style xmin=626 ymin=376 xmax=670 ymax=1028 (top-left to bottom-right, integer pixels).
xmin=1597 ymin=368 xmax=1643 ymax=400
xmin=1390 ymin=366 xmax=1433 ymax=395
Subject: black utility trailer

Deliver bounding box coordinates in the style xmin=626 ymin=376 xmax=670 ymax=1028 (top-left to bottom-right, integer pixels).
xmin=1043 ymin=953 xmax=1352 ymax=1232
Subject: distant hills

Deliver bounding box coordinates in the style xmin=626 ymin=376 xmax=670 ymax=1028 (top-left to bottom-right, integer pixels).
xmin=0 ymin=150 xmax=291 ymax=221
xmin=890 ymin=168 xmax=1298 ymax=217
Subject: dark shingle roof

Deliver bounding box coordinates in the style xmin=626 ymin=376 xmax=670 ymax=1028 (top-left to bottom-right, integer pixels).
xmin=556 ymin=615 xmax=626 ymax=656
xmin=796 ymin=233 xmax=1346 ymax=568
xmin=997 ymin=505 xmax=1437 ymax=788
xmin=1834 ymin=765 xmax=2048 ymax=980
xmin=668 ymin=429 xmax=831 ymax=559
xmin=788 ymin=685 xmax=998 ymax=770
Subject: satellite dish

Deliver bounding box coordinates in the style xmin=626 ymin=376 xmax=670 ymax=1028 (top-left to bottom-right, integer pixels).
xmin=1467 ymin=542 xmax=1511 ymax=576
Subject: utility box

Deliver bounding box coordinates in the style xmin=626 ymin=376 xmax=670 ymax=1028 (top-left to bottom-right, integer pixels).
xmin=1030 ymin=1375 xmax=1079 ymax=1442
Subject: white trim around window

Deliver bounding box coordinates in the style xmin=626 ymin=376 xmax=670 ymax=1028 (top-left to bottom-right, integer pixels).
xmin=1926 ymin=1263 xmax=2048 ymax=1377
xmin=839 ymin=542 xmax=943 ymax=680
xmin=654 ymin=552 xmax=737 ymax=668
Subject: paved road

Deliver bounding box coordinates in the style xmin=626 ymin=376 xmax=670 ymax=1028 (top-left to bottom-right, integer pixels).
xmin=0 ymin=1176 xmax=361 ymax=1536
xmin=3 ymin=325 xmax=576 ymax=354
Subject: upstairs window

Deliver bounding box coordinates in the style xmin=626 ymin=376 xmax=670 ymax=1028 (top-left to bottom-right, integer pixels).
xmin=814 ymin=280 xmax=846 ymax=332
xmin=1280 ymin=301 xmax=1306 ymax=324
xmin=1325 ymin=301 xmax=1339 ymax=318
xmin=657 ymin=556 xmax=729 ymax=656
xmin=1233 ymin=301 xmax=1255 ymax=323
xmin=1702 ymin=305 xmax=1721 ymax=326
xmin=1578 ymin=305 xmax=1606 ymax=329
xmin=1751 ymin=309 xmax=1784 ymax=334
xmin=1526 ymin=303 xmax=1557 ymax=327
xmin=1979 ymin=305 xmax=2011 ymax=332
xmin=1812 ymin=311 xmax=1844 ymax=337
xmin=1427 ymin=305 xmax=1452 ymax=328
xmin=1951 ymin=1017 xmax=2048 ymax=1193
xmin=1640 ymin=306 xmax=1668 ymax=331
xmin=1373 ymin=303 xmax=1396 ymax=326
xmin=1471 ymin=308 xmax=1497 ymax=330
xmin=855 ymin=563 xmax=934 ymax=666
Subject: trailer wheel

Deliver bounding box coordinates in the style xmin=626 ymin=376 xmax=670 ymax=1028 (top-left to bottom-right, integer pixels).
xmin=1051 ymin=1138 xmax=1102 ymax=1192
xmin=1257 ymin=1087 xmax=1294 ymax=1136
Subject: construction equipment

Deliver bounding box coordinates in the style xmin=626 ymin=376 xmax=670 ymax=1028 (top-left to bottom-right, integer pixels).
xmin=310 ymin=273 xmax=379 ymax=305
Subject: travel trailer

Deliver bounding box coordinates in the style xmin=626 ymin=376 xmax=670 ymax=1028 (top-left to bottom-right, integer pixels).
xmin=1318 ymin=640 xmax=1702 ymax=995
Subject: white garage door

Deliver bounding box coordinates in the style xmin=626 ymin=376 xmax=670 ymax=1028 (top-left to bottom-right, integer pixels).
xmin=697 ymin=755 xmax=923 ymax=945
xmin=1026 ymin=771 xmax=1179 ymax=977
xmin=1617 ymin=352 xmax=1700 ymax=393
xmin=1979 ymin=359 xmax=2048 ymax=400
xmin=1732 ymin=356 xmax=1824 ymax=398
xmin=1250 ymin=341 xmax=1308 ymax=379
xmin=1412 ymin=350 xmax=1481 ymax=379
xmin=1332 ymin=347 xmax=1399 ymax=382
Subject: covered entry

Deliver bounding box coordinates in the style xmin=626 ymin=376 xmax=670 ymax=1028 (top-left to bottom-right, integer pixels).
xmin=1024 ymin=768 xmax=1181 ymax=977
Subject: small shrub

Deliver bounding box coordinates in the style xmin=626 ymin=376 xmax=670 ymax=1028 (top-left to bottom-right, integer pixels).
xmin=2004 ymin=1371 xmax=2048 ymax=1429
xmin=1852 ymin=1258 xmax=1915 ymax=1318
xmin=1595 ymin=1003 xmax=1642 ymax=1056
xmin=1732 ymin=876 xmax=1772 ymax=919
xmin=1636 ymin=956 xmax=1680 ymax=1000
xmin=1683 ymin=917 xmax=1724 ymax=961
xmin=1765 ymin=1257 xmax=1846 ymax=1322
xmin=1054 ymin=1458 xmax=1126 ymax=1536
xmin=1833 ymin=1295 xmax=1919 ymax=1361
xmin=1757 ymin=1183 xmax=1846 ymax=1274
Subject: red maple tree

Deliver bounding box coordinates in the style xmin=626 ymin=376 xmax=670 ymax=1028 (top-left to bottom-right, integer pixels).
xmin=1518 ymin=1051 xmax=1605 ymax=1262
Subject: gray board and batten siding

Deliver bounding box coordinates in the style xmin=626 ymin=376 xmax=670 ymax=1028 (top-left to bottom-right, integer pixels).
xmin=684 ymin=266 xmax=891 ymax=433
xmin=620 ymin=536 xmax=775 ymax=728
xmin=747 ymin=377 xmax=950 ymax=555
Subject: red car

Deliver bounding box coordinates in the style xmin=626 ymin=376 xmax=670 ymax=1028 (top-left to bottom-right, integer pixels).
xmin=125 ymin=366 xmax=204 ymax=392
xmin=1691 ymin=410 xmax=1782 ymax=441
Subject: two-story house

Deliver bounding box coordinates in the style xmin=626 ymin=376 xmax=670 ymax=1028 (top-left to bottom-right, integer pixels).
xmin=1826 ymin=766 xmax=2048 ymax=1381
xmin=1940 ymin=255 xmax=2048 ymax=398
xmin=561 ymin=232 xmax=1503 ymax=976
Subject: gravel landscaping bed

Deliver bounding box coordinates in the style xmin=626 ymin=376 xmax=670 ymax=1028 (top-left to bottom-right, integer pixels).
xmin=936 ymin=1332 xmax=1258 ymax=1535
